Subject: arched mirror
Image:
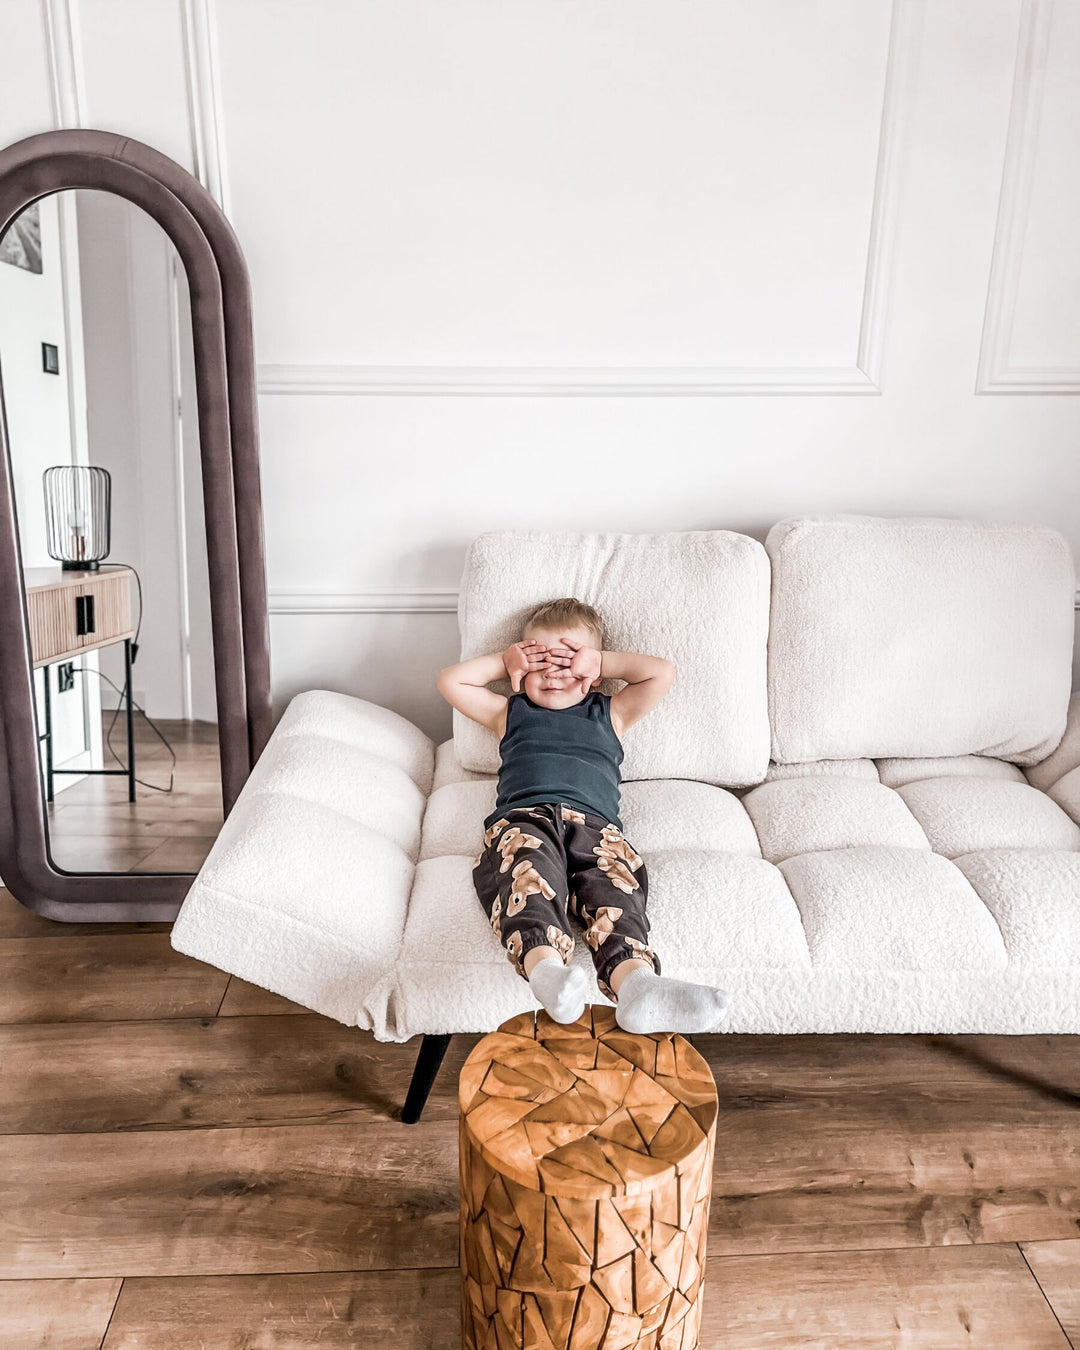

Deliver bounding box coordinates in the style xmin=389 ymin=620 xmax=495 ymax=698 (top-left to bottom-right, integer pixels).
xmin=0 ymin=130 xmax=272 ymax=923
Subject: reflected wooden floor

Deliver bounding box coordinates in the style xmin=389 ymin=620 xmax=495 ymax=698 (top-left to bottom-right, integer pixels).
xmin=44 ymin=714 xmax=223 ymax=873
xmin=2 ymin=725 xmax=1079 ymax=1345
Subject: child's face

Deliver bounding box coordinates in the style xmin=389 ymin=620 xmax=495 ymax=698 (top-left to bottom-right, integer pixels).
xmin=520 ymin=624 xmax=596 ymax=708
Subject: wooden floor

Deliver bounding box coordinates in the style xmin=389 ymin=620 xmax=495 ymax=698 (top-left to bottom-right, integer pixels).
xmin=3 ymin=724 xmax=1080 ymax=1346
xmin=42 ymin=715 xmax=223 ymax=875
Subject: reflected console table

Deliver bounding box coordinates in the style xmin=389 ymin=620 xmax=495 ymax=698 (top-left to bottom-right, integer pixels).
xmin=23 ymin=564 xmax=136 ymax=803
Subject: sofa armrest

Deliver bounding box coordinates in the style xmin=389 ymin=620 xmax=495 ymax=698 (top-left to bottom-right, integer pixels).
xmin=170 ymin=690 xmax=435 ymax=1029
xmin=1025 ymin=690 xmax=1080 ymax=793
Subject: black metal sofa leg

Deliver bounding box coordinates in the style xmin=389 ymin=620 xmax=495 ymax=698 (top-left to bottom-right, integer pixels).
xmin=401 ymin=1033 xmax=452 ymax=1124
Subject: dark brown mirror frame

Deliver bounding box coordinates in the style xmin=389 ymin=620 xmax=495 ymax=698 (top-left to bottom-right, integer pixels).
xmin=0 ymin=128 xmax=273 ymax=923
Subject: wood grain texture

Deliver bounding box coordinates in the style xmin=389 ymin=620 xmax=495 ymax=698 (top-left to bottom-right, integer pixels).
xmin=215 ymin=976 xmax=311 ymax=1017
xmin=86 ymin=1246 xmax=1080 ymax=1349
xmin=704 ymin=1032 xmax=1080 ymax=1256
xmin=459 ymin=1006 xmax=718 ymax=1349
xmin=101 ymin=1268 xmax=458 ymax=1349
xmin=43 ymin=839 xmax=171 ymax=871
xmin=28 ymin=705 xmax=225 ymax=876
xmin=0 ymin=1278 xmax=121 ymax=1349
xmin=0 ymin=1121 xmax=460 ymax=1277
xmin=25 ymin=566 xmax=132 ymax=667
xmin=0 ymin=933 xmax=228 ymax=1023
xmin=45 ymin=802 xmax=224 ymax=832
xmin=123 ymin=836 xmax=216 ymax=872
xmin=1021 ymin=1240 xmax=1080 ymax=1343
xmin=700 ymin=1244 xmax=1072 ymax=1348
xmin=0 ymin=1015 xmax=480 ymax=1133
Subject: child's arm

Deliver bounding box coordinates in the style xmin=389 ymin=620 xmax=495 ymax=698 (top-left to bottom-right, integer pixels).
xmin=602 ymin=651 xmax=675 ymax=735
xmin=436 ymin=642 xmax=548 ymax=735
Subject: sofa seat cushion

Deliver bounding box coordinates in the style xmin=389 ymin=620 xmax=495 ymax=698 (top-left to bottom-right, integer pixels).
xmin=418 ymin=777 xmax=764 ymax=863
xmin=419 ymin=781 xmax=496 ymax=861
xmin=741 ymin=778 xmax=932 ymax=864
xmin=432 ymin=738 xmax=493 ymax=792
xmin=763 ymin=758 xmax=879 ymax=782
xmin=875 ymin=755 xmax=1027 ymax=788
xmin=777 ymin=846 xmax=1008 ymax=972
xmin=895 ymin=778 xmax=1080 ymax=859
xmin=388 ymin=739 xmax=1080 ymax=1038
xmin=952 ymin=850 xmax=1080 ymax=970
xmin=388 ymin=834 xmax=1079 ymax=1038
xmin=389 ymin=850 xmax=811 ymax=1039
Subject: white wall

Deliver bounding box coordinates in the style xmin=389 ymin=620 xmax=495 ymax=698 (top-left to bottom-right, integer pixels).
xmin=2 ymin=0 xmax=1078 ymax=746
xmin=0 ymin=195 xmax=69 ymax=570
xmin=0 ymin=191 xmax=99 ymax=779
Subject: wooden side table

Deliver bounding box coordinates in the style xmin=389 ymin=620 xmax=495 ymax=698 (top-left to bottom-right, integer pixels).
xmin=23 ymin=565 xmax=137 ymax=802
xmin=459 ymin=1006 xmax=718 ymax=1350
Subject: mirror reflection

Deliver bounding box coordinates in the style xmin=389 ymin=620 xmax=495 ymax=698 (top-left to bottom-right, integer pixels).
xmin=0 ymin=189 xmax=222 ymax=873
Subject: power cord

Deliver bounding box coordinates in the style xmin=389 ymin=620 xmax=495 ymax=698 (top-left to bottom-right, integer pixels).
xmin=70 ymin=664 xmax=177 ymax=793
xmin=69 ymin=561 xmax=177 ymax=793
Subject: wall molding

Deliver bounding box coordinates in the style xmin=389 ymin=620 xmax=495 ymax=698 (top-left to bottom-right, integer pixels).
xmin=268 ymin=585 xmax=1080 ymax=615
xmin=258 ymin=0 xmax=918 ymax=399
xmin=855 ymin=0 xmax=917 ymax=391
xmin=976 ymin=0 xmax=1079 ymax=394
xmin=268 ymin=588 xmax=459 ymax=615
xmin=41 ymin=0 xmax=85 ymax=128
xmin=258 ymin=364 xmax=880 ymax=398
xmin=180 ymin=0 xmax=231 ymax=214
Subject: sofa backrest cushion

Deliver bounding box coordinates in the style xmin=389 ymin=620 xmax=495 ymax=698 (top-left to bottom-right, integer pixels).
xmin=454 ymin=529 xmax=771 ymax=785
xmin=766 ymin=514 xmax=1076 ymax=766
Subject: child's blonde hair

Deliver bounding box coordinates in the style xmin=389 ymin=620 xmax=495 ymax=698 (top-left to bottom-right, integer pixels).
xmin=523 ymin=597 xmax=604 ymax=650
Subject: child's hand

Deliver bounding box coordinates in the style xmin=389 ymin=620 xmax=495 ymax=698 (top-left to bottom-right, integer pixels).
xmin=502 ymin=639 xmax=549 ymax=692
xmin=546 ymin=637 xmax=603 ymax=694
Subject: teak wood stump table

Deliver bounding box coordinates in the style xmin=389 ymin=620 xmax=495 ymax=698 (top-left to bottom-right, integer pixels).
xmin=458 ymin=1006 xmax=718 ymax=1350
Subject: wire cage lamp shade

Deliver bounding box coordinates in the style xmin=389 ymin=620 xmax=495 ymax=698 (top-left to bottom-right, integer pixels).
xmin=43 ymin=465 xmax=111 ymax=570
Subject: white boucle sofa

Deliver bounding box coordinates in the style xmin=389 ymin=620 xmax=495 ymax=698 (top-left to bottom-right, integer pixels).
xmin=170 ymin=514 xmax=1080 ymax=1104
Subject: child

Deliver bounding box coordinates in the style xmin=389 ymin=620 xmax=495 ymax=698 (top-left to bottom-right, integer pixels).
xmin=437 ymin=597 xmax=729 ymax=1034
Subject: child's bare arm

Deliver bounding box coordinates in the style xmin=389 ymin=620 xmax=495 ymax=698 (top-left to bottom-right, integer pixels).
xmin=601 ymin=650 xmax=675 ymax=735
xmin=437 ymin=642 xmax=548 ymax=734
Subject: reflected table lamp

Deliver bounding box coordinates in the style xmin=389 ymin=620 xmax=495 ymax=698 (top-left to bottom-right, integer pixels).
xmin=43 ymin=464 xmax=111 ymax=570
xmin=32 ymin=463 xmax=135 ymax=802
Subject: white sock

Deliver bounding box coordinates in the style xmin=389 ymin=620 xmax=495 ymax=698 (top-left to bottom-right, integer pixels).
xmin=614 ymin=966 xmax=729 ymax=1035
xmin=528 ymin=957 xmax=589 ymax=1024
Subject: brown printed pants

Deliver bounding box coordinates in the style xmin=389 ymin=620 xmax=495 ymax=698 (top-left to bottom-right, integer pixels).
xmin=472 ymin=801 xmax=660 ymax=1001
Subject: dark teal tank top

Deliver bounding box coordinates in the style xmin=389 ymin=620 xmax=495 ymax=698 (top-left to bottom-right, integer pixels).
xmin=483 ymin=691 xmax=624 ymax=830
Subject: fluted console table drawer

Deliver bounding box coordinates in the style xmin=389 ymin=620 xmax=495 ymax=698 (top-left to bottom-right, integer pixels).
xmin=23 ymin=565 xmax=134 ymax=667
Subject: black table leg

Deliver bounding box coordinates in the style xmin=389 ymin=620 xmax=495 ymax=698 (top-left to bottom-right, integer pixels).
xmin=124 ymin=638 xmax=135 ymax=802
xmin=42 ymin=667 xmax=54 ymax=803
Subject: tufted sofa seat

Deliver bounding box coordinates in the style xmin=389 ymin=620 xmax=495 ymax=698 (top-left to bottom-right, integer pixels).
xmin=170 ymin=514 xmax=1080 ymax=1041
xmin=397 ymin=733 xmax=1080 ymax=1039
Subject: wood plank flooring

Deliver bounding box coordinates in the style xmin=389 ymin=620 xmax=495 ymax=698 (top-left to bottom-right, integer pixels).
xmin=2 ymin=721 xmax=1079 ymax=1345
xmin=42 ymin=715 xmax=222 ymax=875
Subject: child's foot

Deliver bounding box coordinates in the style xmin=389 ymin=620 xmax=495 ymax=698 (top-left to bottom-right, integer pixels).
xmin=528 ymin=957 xmax=589 ymax=1023
xmin=614 ymin=967 xmax=729 ymax=1035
